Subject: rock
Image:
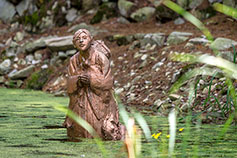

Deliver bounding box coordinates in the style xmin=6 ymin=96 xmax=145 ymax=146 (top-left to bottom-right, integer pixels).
xmin=174 ymin=17 xmax=185 ymax=25
xmin=13 ymin=31 xmax=24 ymax=42
xmin=156 ymin=5 xmax=178 ymax=22
xmin=154 ymin=99 xmax=165 ymax=108
xmin=130 ymin=7 xmax=156 ymax=22
xmin=26 ymin=55 xmax=34 ymax=64
xmin=45 ymin=36 xmax=74 ymax=51
xmin=0 ymin=28 xmax=8 ymax=35
xmin=141 ymin=54 xmax=148 ymax=60
xmin=66 ymin=8 xmax=78 ymax=22
xmin=16 ymin=0 xmax=32 ymax=16
xmin=140 ymin=33 xmax=165 ymax=47
xmin=177 ymin=0 xmax=189 ymax=9
xmin=0 ymin=59 xmax=11 ymax=75
xmin=189 ymin=37 xmax=210 ymax=45
xmin=171 ymin=70 xmax=182 ymax=83
xmin=67 ymin=23 xmax=107 ymax=36
xmin=0 ymin=76 xmax=4 ymax=83
xmin=34 ymin=51 xmax=43 ymax=60
xmin=210 ymin=37 xmax=237 ymax=50
xmin=127 ymin=93 xmax=136 ymax=102
xmin=129 ymin=40 xmax=140 ymax=50
xmin=58 ymin=51 xmax=67 ymax=59
xmin=90 ymin=2 xmax=117 ymax=24
xmin=167 ymin=31 xmax=193 ymax=45
xmin=0 ymin=0 xmax=16 ymax=22
xmin=223 ymin=0 xmax=236 ymax=8
xmin=118 ymin=0 xmax=135 ymax=17
xmin=8 ymin=65 xmax=35 ymax=80
xmin=219 ymin=51 xmax=235 ymax=62
xmin=152 ymin=62 xmax=164 ymax=71
xmin=82 ymin=0 xmax=100 ymax=11
xmin=115 ymin=87 xmax=124 ymax=94
xmin=66 ymin=49 xmax=77 ymax=56
xmin=169 ymin=94 xmax=182 ymax=101
xmin=24 ymin=38 xmax=46 ymax=53
xmin=117 ymin=17 xmax=130 ymax=24
xmin=17 ymin=59 xmax=26 ymax=65
xmin=113 ymin=34 xmax=133 ymax=46
xmin=189 ymin=0 xmax=206 ymax=9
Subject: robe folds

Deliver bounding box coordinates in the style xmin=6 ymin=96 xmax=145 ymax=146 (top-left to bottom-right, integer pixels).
xmin=63 ymin=41 xmax=124 ymax=140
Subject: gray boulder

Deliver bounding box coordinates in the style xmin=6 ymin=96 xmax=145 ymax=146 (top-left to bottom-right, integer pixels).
xmin=0 ymin=0 xmax=16 ymax=22
xmin=210 ymin=37 xmax=237 ymax=50
xmin=140 ymin=33 xmax=165 ymax=47
xmin=167 ymin=31 xmax=193 ymax=45
xmin=0 ymin=59 xmax=11 ymax=75
xmin=45 ymin=36 xmax=74 ymax=51
xmin=8 ymin=65 xmax=35 ymax=80
xmin=130 ymin=7 xmax=156 ymax=22
xmin=189 ymin=37 xmax=210 ymax=45
xmin=118 ymin=0 xmax=135 ymax=17
xmin=24 ymin=38 xmax=46 ymax=53
xmin=67 ymin=23 xmax=107 ymax=36
xmin=66 ymin=8 xmax=78 ymax=22
xmin=16 ymin=0 xmax=32 ymax=16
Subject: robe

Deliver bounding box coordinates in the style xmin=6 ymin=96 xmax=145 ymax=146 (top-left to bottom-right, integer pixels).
xmin=63 ymin=40 xmax=124 ymax=140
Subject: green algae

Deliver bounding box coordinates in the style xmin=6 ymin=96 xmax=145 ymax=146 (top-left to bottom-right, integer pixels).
xmin=0 ymin=88 xmax=236 ymax=157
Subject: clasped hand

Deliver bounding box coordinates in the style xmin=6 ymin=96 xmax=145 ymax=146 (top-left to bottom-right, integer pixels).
xmin=78 ymin=73 xmax=90 ymax=86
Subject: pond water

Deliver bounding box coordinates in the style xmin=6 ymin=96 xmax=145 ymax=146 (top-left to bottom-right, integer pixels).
xmin=0 ymin=88 xmax=236 ymax=158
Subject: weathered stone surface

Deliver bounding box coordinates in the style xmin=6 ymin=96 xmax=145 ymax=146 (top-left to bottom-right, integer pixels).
xmin=0 ymin=59 xmax=11 ymax=75
xmin=8 ymin=65 xmax=35 ymax=80
xmin=140 ymin=33 xmax=165 ymax=47
xmin=66 ymin=49 xmax=77 ymax=56
xmin=0 ymin=0 xmax=16 ymax=22
xmin=14 ymin=31 xmax=24 ymax=42
xmin=45 ymin=36 xmax=74 ymax=51
xmin=24 ymin=38 xmax=46 ymax=53
xmin=210 ymin=37 xmax=237 ymax=50
xmin=82 ymin=0 xmax=100 ymax=11
xmin=16 ymin=0 xmax=32 ymax=16
xmin=130 ymin=7 xmax=156 ymax=22
xmin=66 ymin=8 xmax=78 ymax=22
xmin=219 ymin=51 xmax=235 ymax=62
xmin=67 ymin=23 xmax=107 ymax=36
xmin=118 ymin=0 xmax=135 ymax=17
xmin=174 ymin=17 xmax=185 ymax=25
xmin=223 ymin=0 xmax=236 ymax=8
xmin=189 ymin=37 xmax=210 ymax=45
xmin=0 ymin=76 xmax=4 ymax=83
xmin=167 ymin=31 xmax=193 ymax=45
xmin=117 ymin=17 xmax=130 ymax=24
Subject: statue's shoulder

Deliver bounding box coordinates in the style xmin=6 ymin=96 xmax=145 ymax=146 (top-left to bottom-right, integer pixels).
xmin=91 ymin=40 xmax=111 ymax=59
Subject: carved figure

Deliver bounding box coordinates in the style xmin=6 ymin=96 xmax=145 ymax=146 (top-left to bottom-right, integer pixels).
xmin=63 ymin=29 xmax=125 ymax=140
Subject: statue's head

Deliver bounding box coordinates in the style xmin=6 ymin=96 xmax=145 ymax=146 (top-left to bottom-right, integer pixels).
xmin=73 ymin=29 xmax=93 ymax=52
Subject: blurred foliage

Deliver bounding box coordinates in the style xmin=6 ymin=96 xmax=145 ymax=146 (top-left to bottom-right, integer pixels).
xmin=26 ymin=69 xmax=52 ymax=90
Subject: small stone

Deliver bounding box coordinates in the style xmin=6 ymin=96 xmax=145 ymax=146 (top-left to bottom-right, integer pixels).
xmin=34 ymin=52 xmax=43 ymax=61
xmin=145 ymin=80 xmax=152 ymax=85
xmin=130 ymin=7 xmax=156 ymax=22
xmin=117 ymin=17 xmax=130 ymax=24
xmin=174 ymin=17 xmax=185 ymax=25
xmin=210 ymin=37 xmax=237 ymax=50
xmin=8 ymin=65 xmax=35 ymax=80
xmin=0 ymin=76 xmax=4 ymax=83
xmin=66 ymin=8 xmax=78 ymax=22
xmin=118 ymin=56 xmax=124 ymax=61
xmin=14 ymin=32 xmax=24 ymax=42
xmin=189 ymin=37 xmax=210 ymax=45
xmin=26 ymin=55 xmax=34 ymax=64
xmin=127 ymin=93 xmax=136 ymax=102
xmin=66 ymin=49 xmax=77 ymax=56
xmin=58 ymin=51 xmax=67 ymax=59
xmin=0 ymin=59 xmax=11 ymax=75
xmin=141 ymin=54 xmax=148 ymax=60
xmin=18 ymin=59 xmax=26 ymax=65
xmin=152 ymin=62 xmax=163 ymax=70
xmin=115 ymin=87 xmax=124 ymax=94
xmin=41 ymin=64 xmax=48 ymax=69
xmin=169 ymin=94 xmax=182 ymax=101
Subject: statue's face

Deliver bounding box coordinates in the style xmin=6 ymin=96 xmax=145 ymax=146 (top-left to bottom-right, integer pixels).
xmin=74 ymin=32 xmax=92 ymax=51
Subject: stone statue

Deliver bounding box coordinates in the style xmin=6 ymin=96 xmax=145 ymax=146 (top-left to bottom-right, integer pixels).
xmin=63 ymin=29 xmax=125 ymax=140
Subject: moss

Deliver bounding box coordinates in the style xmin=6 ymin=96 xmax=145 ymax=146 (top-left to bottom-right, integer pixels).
xmin=90 ymin=2 xmax=117 ymax=24
xmin=26 ymin=69 xmax=52 ymax=90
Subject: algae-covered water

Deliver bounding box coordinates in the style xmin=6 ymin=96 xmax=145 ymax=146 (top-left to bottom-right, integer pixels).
xmin=0 ymin=88 xmax=236 ymax=158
